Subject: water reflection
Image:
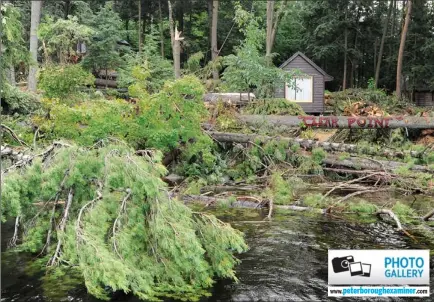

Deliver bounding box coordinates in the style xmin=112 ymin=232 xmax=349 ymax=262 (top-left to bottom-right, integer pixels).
xmin=2 ymin=210 xmax=433 ymax=301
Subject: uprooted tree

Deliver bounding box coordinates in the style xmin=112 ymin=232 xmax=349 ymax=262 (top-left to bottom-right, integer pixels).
xmin=1 ymin=143 xmax=248 ymax=301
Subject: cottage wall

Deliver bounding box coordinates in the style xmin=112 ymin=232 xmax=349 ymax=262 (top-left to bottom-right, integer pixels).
xmin=415 ymin=92 xmax=434 ymax=107
xmin=275 ymin=56 xmax=325 ymax=113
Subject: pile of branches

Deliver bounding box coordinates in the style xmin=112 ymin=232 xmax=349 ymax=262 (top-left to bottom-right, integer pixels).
xmin=1 ymin=142 xmax=247 ymax=301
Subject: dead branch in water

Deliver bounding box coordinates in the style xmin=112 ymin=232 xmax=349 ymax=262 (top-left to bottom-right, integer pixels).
xmin=422 ymin=208 xmax=434 ymax=221
xmin=1 ymin=124 xmax=29 ymax=147
xmin=326 ymin=188 xmax=391 ymax=213
xmin=375 ymin=209 xmax=403 ymax=230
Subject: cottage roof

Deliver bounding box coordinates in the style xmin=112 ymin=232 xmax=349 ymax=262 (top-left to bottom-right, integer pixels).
xmin=279 ymin=51 xmax=333 ymax=81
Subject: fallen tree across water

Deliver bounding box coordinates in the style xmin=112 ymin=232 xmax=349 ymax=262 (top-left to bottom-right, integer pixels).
xmin=1 ymin=143 xmax=248 ymax=301
xmin=238 ymin=115 xmax=434 ymax=129
xmin=207 ymin=131 xmax=433 ymax=174
xmin=207 ymin=131 xmax=424 ymax=159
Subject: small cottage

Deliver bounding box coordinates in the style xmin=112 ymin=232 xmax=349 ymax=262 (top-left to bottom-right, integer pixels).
xmin=275 ymin=52 xmax=333 ymax=113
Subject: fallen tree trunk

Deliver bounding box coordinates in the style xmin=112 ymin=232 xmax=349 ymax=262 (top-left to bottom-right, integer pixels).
xmin=422 ymin=208 xmax=434 ymax=221
xmin=181 ymin=195 xmax=320 ymax=212
xmin=204 ymin=93 xmax=255 ymax=105
xmin=323 ymin=155 xmax=433 ymax=174
xmin=95 ymin=78 xmax=118 ymax=88
xmin=207 ymin=131 xmax=422 ymax=159
xmin=239 ymin=115 xmax=434 ymax=129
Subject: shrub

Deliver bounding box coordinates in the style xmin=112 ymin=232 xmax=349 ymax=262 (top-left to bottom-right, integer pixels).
xmin=1 ymin=83 xmax=40 ymax=114
xmin=244 ymin=98 xmax=305 ymax=115
xmin=38 ymin=64 xmax=95 ymax=99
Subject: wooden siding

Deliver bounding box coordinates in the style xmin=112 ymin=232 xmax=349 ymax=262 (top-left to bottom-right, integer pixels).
xmin=415 ymin=92 xmax=434 ymax=107
xmin=275 ymin=55 xmax=325 ymax=113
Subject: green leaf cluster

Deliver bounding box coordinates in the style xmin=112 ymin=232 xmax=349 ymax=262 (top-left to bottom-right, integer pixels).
xmin=38 ymin=64 xmax=95 ymax=99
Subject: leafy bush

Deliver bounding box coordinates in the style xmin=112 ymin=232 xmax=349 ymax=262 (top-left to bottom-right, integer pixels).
xmin=244 ymin=98 xmax=305 ymax=115
xmin=38 ymin=64 xmax=95 ymax=99
xmin=34 ymin=76 xmax=218 ymax=178
xmin=1 ymin=83 xmax=40 ymax=114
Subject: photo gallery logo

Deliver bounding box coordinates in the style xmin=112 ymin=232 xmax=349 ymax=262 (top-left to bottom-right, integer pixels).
xmin=332 ymin=255 xmax=372 ymax=277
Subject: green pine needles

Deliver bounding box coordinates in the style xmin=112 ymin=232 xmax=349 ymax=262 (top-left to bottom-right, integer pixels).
xmin=2 ymin=143 xmax=248 ymax=301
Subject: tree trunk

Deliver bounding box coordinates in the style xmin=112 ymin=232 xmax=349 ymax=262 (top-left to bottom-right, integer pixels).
xmin=396 ymin=0 xmax=412 ymax=99
xmin=343 ymin=27 xmax=348 ymax=90
xmin=28 ymin=0 xmax=43 ymax=92
xmin=342 ymin=7 xmax=348 ymax=90
xmin=6 ymin=66 xmax=16 ymax=86
xmin=211 ymin=0 xmax=219 ymax=80
xmin=63 ymin=0 xmax=70 ymax=19
xmin=266 ymin=1 xmax=274 ymax=58
xmin=238 ymin=114 xmax=434 ymax=129
xmin=375 ymin=0 xmax=393 ymax=88
xmin=158 ymin=1 xmax=164 ymax=57
xmin=168 ymin=1 xmax=181 ymax=79
xmin=207 ymin=131 xmax=423 ymax=159
xmin=138 ymin=0 xmax=142 ymax=53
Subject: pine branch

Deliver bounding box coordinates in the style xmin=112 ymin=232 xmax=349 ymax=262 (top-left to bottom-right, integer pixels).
xmin=8 ymin=216 xmax=20 ymax=248
xmin=44 ymin=168 xmax=70 ymax=255
xmin=47 ymin=188 xmax=74 ymax=267
xmin=112 ymin=188 xmax=132 ymax=260
xmin=75 ymin=184 xmax=103 ymax=249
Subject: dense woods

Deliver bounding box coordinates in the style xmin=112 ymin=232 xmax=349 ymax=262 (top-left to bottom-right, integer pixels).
xmin=1 ymin=0 xmax=433 ymax=301
xmin=1 ymin=0 xmax=434 ymax=95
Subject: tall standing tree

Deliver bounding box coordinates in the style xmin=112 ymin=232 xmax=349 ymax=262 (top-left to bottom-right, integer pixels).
xmin=265 ymin=0 xmax=286 ymax=60
xmin=375 ymin=0 xmax=393 ymax=88
xmin=210 ymin=0 xmax=219 ymax=80
xmin=138 ymin=0 xmax=142 ymax=53
xmin=168 ymin=0 xmax=182 ymax=79
xmin=343 ymin=6 xmax=348 ymax=90
xmin=396 ymin=0 xmax=413 ymax=98
xmin=82 ymin=2 xmax=124 ymax=85
xmin=28 ymin=0 xmax=43 ymax=92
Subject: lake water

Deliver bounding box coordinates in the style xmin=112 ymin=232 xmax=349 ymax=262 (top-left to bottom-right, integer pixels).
xmin=2 ymin=208 xmax=433 ymax=301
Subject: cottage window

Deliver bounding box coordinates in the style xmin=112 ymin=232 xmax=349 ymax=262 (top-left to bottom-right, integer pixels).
xmin=285 ymin=77 xmax=313 ymax=103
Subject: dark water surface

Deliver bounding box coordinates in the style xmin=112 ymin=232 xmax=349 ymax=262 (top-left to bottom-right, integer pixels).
xmin=2 ymin=208 xmax=433 ymax=301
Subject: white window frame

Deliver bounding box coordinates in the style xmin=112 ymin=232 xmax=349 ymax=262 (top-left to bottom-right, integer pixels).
xmin=285 ymin=76 xmax=313 ymax=103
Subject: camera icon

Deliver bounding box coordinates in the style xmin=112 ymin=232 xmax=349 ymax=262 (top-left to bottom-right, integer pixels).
xmin=331 ymin=255 xmax=371 ymax=277
xmin=332 ymin=256 xmax=355 ymax=273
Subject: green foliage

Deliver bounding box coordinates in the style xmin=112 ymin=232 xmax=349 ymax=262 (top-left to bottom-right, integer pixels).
xmin=392 ymin=202 xmax=416 ymax=224
xmin=38 ymin=64 xmax=95 ymax=99
xmin=348 ymin=201 xmax=377 ymax=214
xmin=245 ymin=99 xmax=305 ymax=115
xmin=34 ymin=76 xmax=217 ymax=178
xmin=221 ymin=3 xmax=297 ymax=98
xmin=268 ymin=172 xmax=293 ymax=205
xmin=0 ymin=3 xmax=29 ymax=85
xmin=1 ymin=83 xmax=40 ymax=114
xmin=1 ymin=143 xmax=248 ymax=301
xmin=302 ymin=193 xmax=328 ymax=208
xmin=328 ymin=89 xmax=409 ymax=115
xmin=82 ymin=2 xmax=126 ymax=72
xmin=367 ymin=77 xmax=376 ymax=90
xmin=118 ymin=24 xmax=173 ymax=95
xmin=38 ymin=15 xmax=94 ymax=64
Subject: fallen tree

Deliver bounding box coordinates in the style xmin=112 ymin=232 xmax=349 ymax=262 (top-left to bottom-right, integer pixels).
xmin=203 ymin=93 xmax=255 ymax=106
xmin=207 ymin=131 xmax=433 ymax=174
xmin=323 ymin=155 xmax=433 ymax=174
xmin=238 ymin=115 xmax=434 ymax=129
xmin=207 ymin=131 xmax=423 ymax=159
xmin=1 ymin=143 xmax=247 ymax=301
